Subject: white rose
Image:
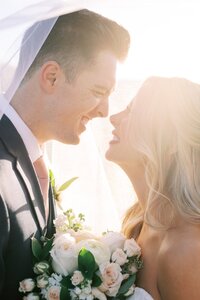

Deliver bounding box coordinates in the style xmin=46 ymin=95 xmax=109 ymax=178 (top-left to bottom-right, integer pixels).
xmin=92 ymin=288 xmax=107 ymax=300
xmin=71 ymin=230 xmax=98 ymax=242
xmin=76 ymin=239 xmax=110 ymax=266
xmin=124 ymin=239 xmax=141 ymax=257
xmin=19 ymin=278 xmax=35 ymax=293
xmin=112 ymin=248 xmax=127 ymax=265
xmin=100 ymin=232 xmax=126 ymax=253
xmin=47 ymin=286 xmax=60 ymax=300
xmin=50 ymin=233 xmax=78 ymax=276
xmin=71 ymin=270 xmax=84 ymax=286
xmin=99 ymin=262 xmax=124 ymax=297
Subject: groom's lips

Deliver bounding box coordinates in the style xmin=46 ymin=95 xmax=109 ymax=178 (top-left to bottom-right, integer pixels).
xmin=81 ymin=116 xmax=90 ymax=126
xmin=79 ymin=116 xmax=90 ymax=133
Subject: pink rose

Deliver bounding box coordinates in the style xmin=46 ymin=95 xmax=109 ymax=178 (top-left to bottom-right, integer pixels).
xmin=47 ymin=286 xmax=60 ymax=300
xmin=99 ymin=262 xmax=124 ymax=297
xmin=19 ymin=278 xmax=35 ymax=293
xmin=112 ymin=248 xmax=127 ymax=265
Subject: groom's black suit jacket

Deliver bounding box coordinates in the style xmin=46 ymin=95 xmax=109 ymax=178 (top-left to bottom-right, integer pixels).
xmin=0 ymin=115 xmax=56 ymax=299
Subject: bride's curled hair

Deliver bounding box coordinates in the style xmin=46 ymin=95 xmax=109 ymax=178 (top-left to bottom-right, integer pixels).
xmin=122 ymin=77 xmax=200 ymax=238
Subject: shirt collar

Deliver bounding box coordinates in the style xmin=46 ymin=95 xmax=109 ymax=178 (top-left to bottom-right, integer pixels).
xmin=4 ymin=104 xmax=42 ymax=162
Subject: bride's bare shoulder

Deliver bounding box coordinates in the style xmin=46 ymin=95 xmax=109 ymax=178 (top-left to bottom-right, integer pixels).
xmin=157 ymin=225 xmax=200 ymax=299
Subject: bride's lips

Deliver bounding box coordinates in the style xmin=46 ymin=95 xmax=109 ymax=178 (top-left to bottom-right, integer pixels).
xmin=109 ymin=130 xmax=120 ymax=144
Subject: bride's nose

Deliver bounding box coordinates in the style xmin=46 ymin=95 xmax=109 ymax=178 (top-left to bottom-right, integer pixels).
xmin=110 ymin=111 xmax=121 ymax=126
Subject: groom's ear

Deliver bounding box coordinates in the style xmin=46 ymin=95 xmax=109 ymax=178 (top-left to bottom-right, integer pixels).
xmin=39 ymin=61 xmax=62 ymax=94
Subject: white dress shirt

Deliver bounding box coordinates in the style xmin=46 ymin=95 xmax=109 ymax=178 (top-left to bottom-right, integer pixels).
xmin=3 ymin=104 xmax=42 ymax=163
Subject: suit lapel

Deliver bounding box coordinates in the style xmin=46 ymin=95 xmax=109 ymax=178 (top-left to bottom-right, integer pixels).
xmin=16 ymin=162 xmax=35 ymax=200
xmin=0 ymin=115 xmax=46 ymax=234
xmin=46 ymin=185 xmax=56 ymax=238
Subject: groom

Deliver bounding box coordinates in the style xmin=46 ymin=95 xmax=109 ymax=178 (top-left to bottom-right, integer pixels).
xmin=0 ymin=8 xmax=130 ymax=299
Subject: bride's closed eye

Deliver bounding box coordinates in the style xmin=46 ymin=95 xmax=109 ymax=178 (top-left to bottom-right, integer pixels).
xmin=126 ymin=104 xmax=132 ymax=113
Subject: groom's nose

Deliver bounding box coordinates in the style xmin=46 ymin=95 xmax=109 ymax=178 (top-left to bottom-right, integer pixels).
xmin=110 ymin=112 xmax=121 ymax=126
xmin=90 ymin=97 xmax=109 ymax=118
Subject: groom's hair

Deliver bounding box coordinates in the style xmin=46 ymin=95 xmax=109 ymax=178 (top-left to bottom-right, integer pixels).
xmin=20 ymin=9 xmax=130 ymax=83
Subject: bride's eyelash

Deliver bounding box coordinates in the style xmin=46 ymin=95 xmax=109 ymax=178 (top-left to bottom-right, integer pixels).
xmin=126 ymin=106 xmax=131 ymax=112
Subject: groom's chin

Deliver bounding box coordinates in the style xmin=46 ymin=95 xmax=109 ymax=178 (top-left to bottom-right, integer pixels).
xmin=58 ymin=133 xmax=80 ymax=145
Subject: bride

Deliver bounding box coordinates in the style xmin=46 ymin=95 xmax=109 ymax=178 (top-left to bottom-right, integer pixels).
xmin=106 ymin=76 xmax=200 ymax=300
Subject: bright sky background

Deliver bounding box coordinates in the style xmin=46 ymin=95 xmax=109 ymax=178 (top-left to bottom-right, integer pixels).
xmin=0 ymin=0 xmax=200 ymax=82
xmin=105 ymin=0 xmax=200 ymax=82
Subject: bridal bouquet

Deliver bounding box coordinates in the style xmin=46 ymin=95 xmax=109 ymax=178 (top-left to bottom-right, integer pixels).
xmin=19 ymin=209 xmax=143 ymax=300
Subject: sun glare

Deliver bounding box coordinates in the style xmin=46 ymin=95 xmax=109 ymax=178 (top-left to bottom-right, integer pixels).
xmin=0 ymin=0 xmax=200 ymax=82
xmin=114 ymin=1 xmax=200 ymax=82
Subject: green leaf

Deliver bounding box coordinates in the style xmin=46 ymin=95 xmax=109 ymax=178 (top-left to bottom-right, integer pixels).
xmin=49 ymin=169 xmax=55 ymax=188
xmin=58 ymin=177 xmax=78 ymax=192
xmin=41 ymin=237 xmax=54 ymax=260
xmin=92 ymin=273 xmax=102 ymax=287
xmin=117 ymin=274 xmax=136 ymax=296
xmin=60 ymin=275 xmax=73 ymax=300
xmin=31 ymin=237 xmax=43 ymax=261
xmin=61 ymin=275 xmax=73 ymax=289
xmin=60 ymin=286 xmax=71 ymax=300
xmin=78 ymin=248 xmax=96 ymax=280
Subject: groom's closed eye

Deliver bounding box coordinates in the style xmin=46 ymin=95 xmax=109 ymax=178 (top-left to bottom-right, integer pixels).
xmin=91 ymin=85 xmax=115 ymax=98
xmin=91 ymin=89 xmax=108 ymax=98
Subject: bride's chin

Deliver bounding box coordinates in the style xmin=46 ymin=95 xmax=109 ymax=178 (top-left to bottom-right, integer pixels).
xmin=105 ymin=148 xmax=116 ymax=162
xmin=105 ymin=148 xmax=111 ymax=160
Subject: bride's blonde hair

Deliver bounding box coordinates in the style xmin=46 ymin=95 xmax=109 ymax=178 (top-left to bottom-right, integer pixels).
xmin=122 ymin=77 xmax=200 ymax=238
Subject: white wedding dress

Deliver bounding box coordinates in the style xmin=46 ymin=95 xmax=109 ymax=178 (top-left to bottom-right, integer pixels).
xmin=127 ymin=287 xmax=154 ymax=300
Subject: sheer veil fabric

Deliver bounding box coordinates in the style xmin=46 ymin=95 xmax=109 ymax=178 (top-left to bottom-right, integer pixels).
xmin=0 ymin=0 xmax=103 ymax=118
xmin=0 ymin=0 xmax=134 ymax=233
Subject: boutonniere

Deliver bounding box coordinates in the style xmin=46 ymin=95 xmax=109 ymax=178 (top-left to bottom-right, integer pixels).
xmin=49 ymin=169 xmax=78 ymax=210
